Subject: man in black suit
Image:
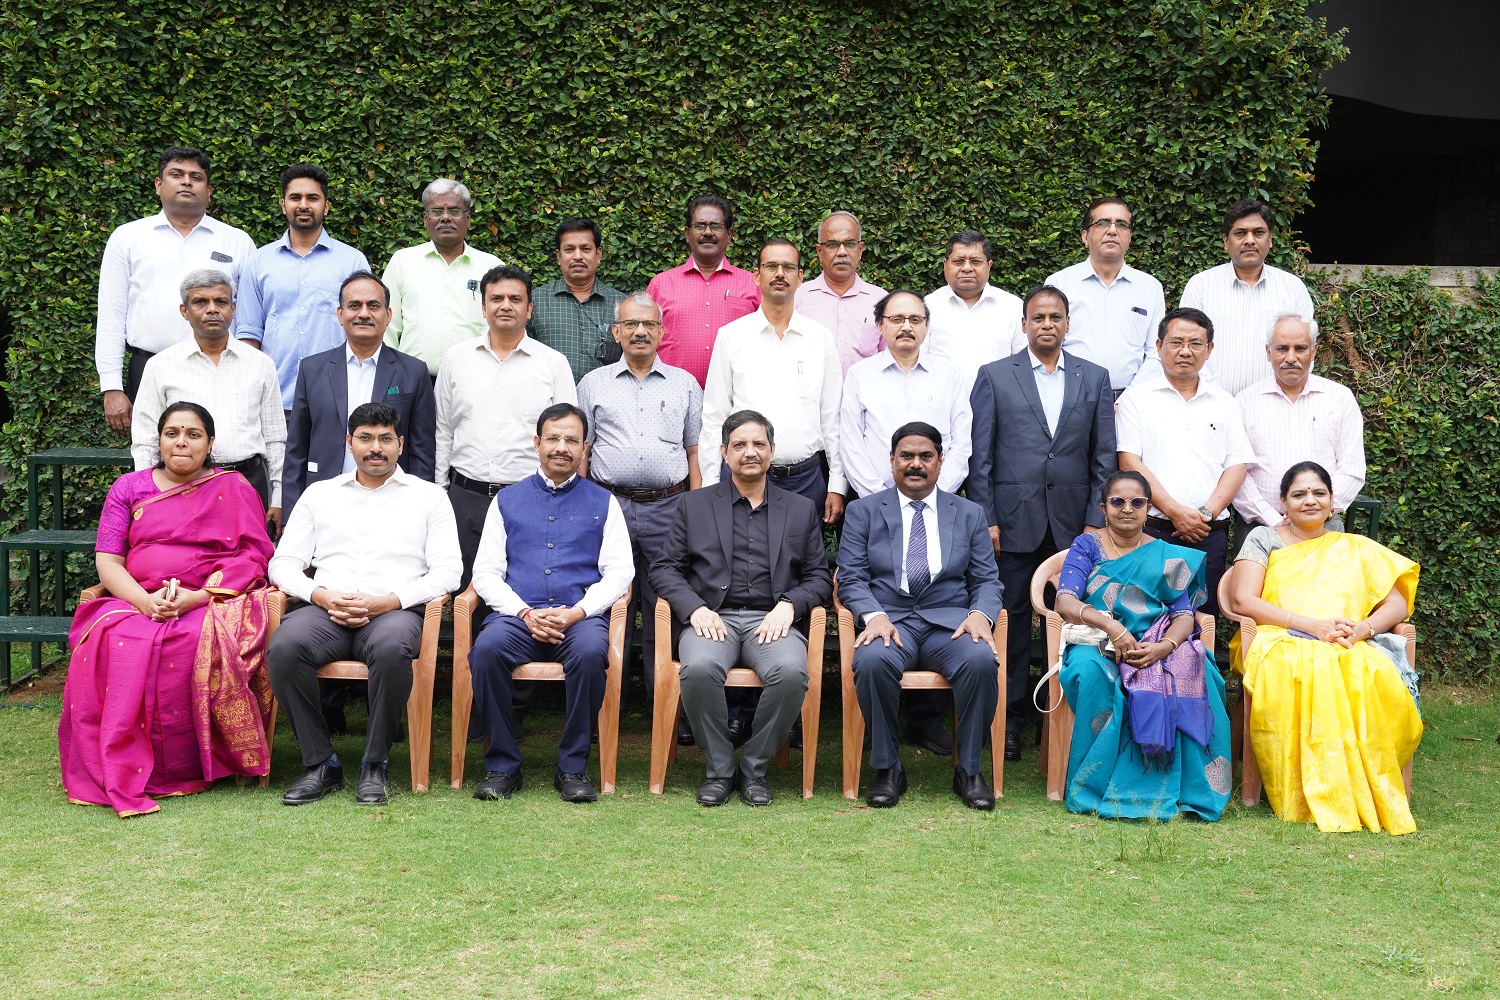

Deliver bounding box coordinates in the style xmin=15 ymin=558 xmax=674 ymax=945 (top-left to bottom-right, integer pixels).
xmin=967 ymin=285 xmax=1116 ymax=763
xmin=283 ymin=271 xmax=437 ymax=518
xmin=651 ymin=409 xmax=832 ymax=807
xmin=838 ymin=421 xmax=1004 ymax=810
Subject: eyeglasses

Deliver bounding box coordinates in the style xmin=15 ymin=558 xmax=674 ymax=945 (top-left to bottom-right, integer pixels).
xmin=1106 ymin=496 xmax=1149 ymax=510
xmin=1088 ymin=218 xmax=1133 ymax=232
xmin=1163 ymin=338 xmax=1209 ymax=352
xmin=818 ymin=239 xmax=861 ymax=252
xmin=880 ymin=314 xmax=927 ymax=328
xmin=947 ymin=256 xmax=988 ymax=269
xmin=758 ymin=262 xmax=801 ymax=275
xmin=615 ymin=319 xmax=663 ymax=332
xmin=424 ymin=207 xmax=469 ymax=219
xmin=689 ymin=222 xmax=726 ymax=234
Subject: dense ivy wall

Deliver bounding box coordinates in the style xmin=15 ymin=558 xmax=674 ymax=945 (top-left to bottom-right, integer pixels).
xmin=31 ymin=3 xmax=1481 ymax=670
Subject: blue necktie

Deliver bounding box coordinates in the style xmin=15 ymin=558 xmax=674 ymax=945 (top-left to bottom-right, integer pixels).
xmin=906 ymin=500 xmax=931 ymax=595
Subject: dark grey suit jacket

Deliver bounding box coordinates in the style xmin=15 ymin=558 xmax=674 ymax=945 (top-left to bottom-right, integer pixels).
xmin=966 ymin=348 xmax=1116 ymax=554
xmin=650 ymin=480 xmax=832 ymax=625
xmin=282 ymin=343 xmax=436 ymax=515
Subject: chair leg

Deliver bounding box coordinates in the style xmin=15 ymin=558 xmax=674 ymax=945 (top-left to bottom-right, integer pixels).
xmin=801 ymin=677 xmax=821 ymax=802
xmin=993 ymin=650 xmax=1007 ymax=798
xmin=598 ymin=640 xmax=623 ymax=796
xmin=261 ymin=697 xmax=279 ymax=789
xmin=950 ymin=699 xmax=959 ymax=768
xmin=649 ymin=660 xmax=680 ymax=794
xmin=1402 ymin=759 xmax=1413 ymax=799
xmin=450 ymin=660 xmax=473 ymax=790
xmin=841 ymin=653 xmax=862 ymax=800
xmin=1046 ymin=673 xmax=1072 ymax=802
xmin=1240 ymin=690 xmax=1262 ymax=806
xmin=408 ymin=654 xmax=435 ymax=793
xmin=775 ymin=740 xmax=791 ymax=769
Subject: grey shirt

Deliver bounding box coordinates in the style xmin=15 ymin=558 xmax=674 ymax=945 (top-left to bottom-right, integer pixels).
xmin=578 ymin=357 xmax=702 ymax=489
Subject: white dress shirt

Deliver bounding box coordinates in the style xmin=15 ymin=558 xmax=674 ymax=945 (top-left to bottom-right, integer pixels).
xmin=839 ymin=350 xmax=971 ymax=498
xmin=342 ymin=346 xmax=382 ymax=474
xmin=1029 ymin=349 xmax=1067 ymax=437
xmin=471 ymin=472 xmax=634 ymax=617
xmin=434 ymin=334 xmax=577 ymax=487
xmin=699 ymin=309 xmax=845 ymax=492
xmin=1045 ymin=259 xmax=1165 ymax=390
xmin=1115 ymin=376 xmax=1255 ymax=518
xmin=269 ymin=467 xmax=462 ymax=609
xmin=1178 ymin=262 xmax=1315 ymax=396
xmin=129 ymin=336 xmax=287 ymax=503
xmin=923 ymin=283 xmax=1025 ymax=390
xmin=862 ymin=489 xmax=944 ymax=624
xmin=94 ymin=212 xmax=257 ymax=393
xmin=1234 ymin=373 xmax=1366 ymax=524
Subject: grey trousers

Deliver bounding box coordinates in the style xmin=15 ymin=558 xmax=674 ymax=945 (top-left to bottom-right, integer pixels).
xmin=266 ymin=604 xmax=422 ymax=767
xmin=678 ymin=608 xmax=809 ymax=780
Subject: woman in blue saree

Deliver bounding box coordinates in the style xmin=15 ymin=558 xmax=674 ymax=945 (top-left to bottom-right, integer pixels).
xmin=1052 ymin=470 xmax=1232 ymax=821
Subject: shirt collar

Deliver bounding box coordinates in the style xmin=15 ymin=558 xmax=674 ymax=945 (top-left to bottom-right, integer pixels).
xmin=1084 ymin=259 xmax=1136 ymax=285
xmin=334 ymin=466 xmax=409 ymax=491
xmin=1028 ymin=349 xmax=1065 ymax=372
xmin=1226 ymin=262 xmax=1268 ymax=289
xmin=421 ymin=240 xmax=476 ymax=262
xmin=274 ymin=228 xmax=334 ymax=254
xmin=1263 ymin=373 xmax=1323 ymax=400
xmin=346 ymin=344 xmax=383 ymax=368
xmin=943 ymin=283 xmax=1003 ymax=308
xmin=750 ymin=307 xmax=816 ymax=337
xmin=548 ymin=277 xmax=604 ymax=301
xmin=902 ymin=488 xmax=940 ymax=515
xmin=876 ymin=349 xmax=927 ymax=373
xmin=149 ymin=211 xmax=215 ymax=236
xmin=805 ymin=273 xmax=876 ymax=299
xmin=477 ymin=333 xmax=536 ymax=361
xmin=535 ymin=468 xmax=579 ymax=491
xmin=609 ymin=356 xmax=666 ymax=379
xmin=186 ymin=335 xmax=244 ymax=360
xmin=677 ymin=256 xmax=739 ymax=277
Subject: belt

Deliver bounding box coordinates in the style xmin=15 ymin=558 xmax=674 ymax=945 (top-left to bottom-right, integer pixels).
xmin=450 ymin=470 xmax=512 ymax=497
xmin=1146 ymin=514 xmax=1228 ymax=534
xmin=217 ymin=456 xmax=264 ymax=474
xmin=593 ymin=477 xmax=689 ymax=503
xmin=768 ymin=452 xmax=823 ymax=479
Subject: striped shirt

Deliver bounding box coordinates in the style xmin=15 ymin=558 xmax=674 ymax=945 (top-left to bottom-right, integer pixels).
xmin=923 ymin=283 xmax=1025 ymax=391
xmin=1233 ymin=373 xmax=1366 ymax=524
xmin=1045 ymin=258 xmax=1165 ymax=390
xmin=839 ymin=350 xmax=971 ymax=497
xmin=645 ymin=258 xmax=761 ymax=386
xmin=1178 ymin=262 xmax=1314 ymax=396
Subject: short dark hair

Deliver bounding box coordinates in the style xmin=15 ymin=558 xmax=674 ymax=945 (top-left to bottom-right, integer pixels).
xmin=757 ymin=238 xmax=801 ymax=267
xmin=280 ymin=163 xmax=329 ymax=198
xmin=890 ymin=421 xmax=943 ymax=455
xmin=154 ymin=401 xmax=217 ymax=470
xmin=554 ymin=217 xmax=602 ymax=250
xmin=685 ymin=194 xmax=734 ymax=232
xmin=1279 ymin=460 xmax=1332 ymax=498
xmin=722 ymin=409 xmax=774 ymax=447
xmin=536 ymin=402 xmax=588 ymax=439
xmin=873 ymin=289 xmax=930 ymax=324
xmin=158 ymin=146 xmax=212 ymax=181
xmin=1157 ymin=306 xmax=1215 ymax=344
xmin=1222 ymin=198 xmax=1275 ymax=236
xmin=945 ymin=229 xmax=992 ymax=260
xmin=1103 ymin=469 xmax=1151 ymax=503
xmin=479 ymin=264 xmax=533 ymax=302
xmin=348 ymin=402 xmax=402 ymax=437
xmin=1023 ymin=284 xmax=1070 ymax=315
xmin=338 ymin=270 xmax=390 ymax=309
xmin=1081 ymin=196 xmax=1131 ymax=232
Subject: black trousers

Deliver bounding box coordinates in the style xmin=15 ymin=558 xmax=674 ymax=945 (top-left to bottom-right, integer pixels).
xmin=124 ymin=348 xmax=155 ymax=402
xmin=1144 ymin=521 xmax=1229 ymax=616
xmin=266 ymin=604 xmax=423 ymax=767
xmin=995 ymin=527 xmax=1061 ymax=735
xmin=219 ymin=456 xmax=271 ymax=510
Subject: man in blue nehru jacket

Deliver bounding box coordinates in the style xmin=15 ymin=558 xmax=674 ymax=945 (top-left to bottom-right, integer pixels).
xmin=467 ymin=403 xmax=634 ymax=803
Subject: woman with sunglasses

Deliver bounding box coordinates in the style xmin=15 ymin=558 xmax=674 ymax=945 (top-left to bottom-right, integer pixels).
xmin=1230 ymin=461 xmax=1421 ymax=835
xmin=1051 ymin=469 xmax=1232 ymax=820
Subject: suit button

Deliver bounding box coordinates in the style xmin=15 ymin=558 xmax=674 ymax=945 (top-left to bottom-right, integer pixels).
xmin=1048 ymin=453 xmax=1054 ymax=459
xmin=545 ymin=569 xmax=553 ymax=575
xmin=547 ymin=543 xmax=554 ymax=549
xmin=720 ymin=585 xmax=727 ymax=589
xmin=1047 ymin=483 xmax=1054 ymax=490
xmin=549 ymin=515 xmax=556 ymax=521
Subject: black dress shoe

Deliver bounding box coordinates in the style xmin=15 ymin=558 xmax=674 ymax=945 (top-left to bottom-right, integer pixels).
xmin=696 ymin=775 xmax=735 ymax=807
xmin=677 ymin=717 xmax=696 ymax=746
xmin=728 ymin=717 xmax=751 ymax=749
xmin=907 ymin=722 xmax=953 ymax=756
xmin=282 ymin=762 xmax=345 ymax=805
xmin=1004 ymin=730 xmax=1021 ymax=762
xmin=474 ymin=770 xmax=523 ymax=800
xmin=738 ymin=770 xmax=773 ymax=806
xmin=355 ymin=763 xmax=390 ymax=805
xmin=866 ymin=766 xmax=907 ymax=808
xmin=952 ymin=767 xmax=996 ymax=811
xmin=554 ymin=768 xmax=598 ymax=803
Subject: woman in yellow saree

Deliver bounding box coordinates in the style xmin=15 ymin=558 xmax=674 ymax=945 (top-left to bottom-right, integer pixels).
xmin=1230 ymin=461 xmax=1421 ymax=835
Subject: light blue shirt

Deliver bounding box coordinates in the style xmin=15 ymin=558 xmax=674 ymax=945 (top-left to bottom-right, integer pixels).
xmin=1045 ymin=259 xmax=1165 ymax=391
xmin=235 ymin=229 xmax=371 ymax=409
xmin=342 ymin=345 xmax=382 ymax=473
xmin=1029 ymin=349 xmax=1066 ymax=437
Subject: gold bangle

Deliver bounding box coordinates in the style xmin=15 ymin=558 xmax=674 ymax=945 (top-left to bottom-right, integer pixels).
xmin=1113 ymin=628 xmax=1130 ymax=643
xmin=1284 ymin=610 xmax=1293 ymax=629
xmin=1165 ymin=638 xmax=1180 ymax=652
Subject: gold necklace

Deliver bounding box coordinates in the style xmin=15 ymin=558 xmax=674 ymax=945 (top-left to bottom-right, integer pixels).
xmin=1103 ymin=530 xmax=1144 ymax=559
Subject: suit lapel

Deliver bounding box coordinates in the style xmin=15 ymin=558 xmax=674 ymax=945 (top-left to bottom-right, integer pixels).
xmin=327 ymin=351 xmax=348 ymax=419
xmin=1053 ymin=350 xmax=1083 ymax=433
xmin=374 ymin=349 xmax=399 ymax=401
xmin=713 ymin=483 xmax=735 ymax=574
xmin=882 ymin=492 xmax=903 ymax=578
xmin=937 ymin=491 xmax=958 ymax=572
xmin=767 ymin=487 xmax=788 ymax=579
xmin=1010 ymin=354 xmax=1051 ymax=439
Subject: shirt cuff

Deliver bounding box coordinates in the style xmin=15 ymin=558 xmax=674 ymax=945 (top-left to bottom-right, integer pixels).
xmin=100 ymin=374 xmax=124 ymax=394
xmin=968 ymin=610 xmax=993 ymax=627
xmin=861 ymin=610 xmax=888 ymax=627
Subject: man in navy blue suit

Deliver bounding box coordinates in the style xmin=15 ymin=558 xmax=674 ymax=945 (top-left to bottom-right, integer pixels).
xmin=283 ymin=271 xmax=437 ymax=518
xmin=838 ymin=421 xmax=1004 ymax=810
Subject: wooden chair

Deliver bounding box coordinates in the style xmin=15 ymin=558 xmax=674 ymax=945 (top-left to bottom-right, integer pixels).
xmin=449 ymin=585 xmax=630 ymax=792
xmin=1030 ymin=550 xmax=1216 ymax=802
xmin=649 ymin=597 xmax=825 ymax=798
xmin=264 ymin=591 xmax=449 ymax=792
xmin=833 ymin=578 xmax=1009 ymax=800
xmin=1217 ymin=564 xmax=1414 ymax=806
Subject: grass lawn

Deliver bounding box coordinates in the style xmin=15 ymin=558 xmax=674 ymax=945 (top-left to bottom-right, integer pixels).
xmin=1 ymin=675 xmax=1496 ymax=999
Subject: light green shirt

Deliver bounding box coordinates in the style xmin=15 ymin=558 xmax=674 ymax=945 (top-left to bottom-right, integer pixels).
xmin=381 ymin=241 xmax=504 ymax=373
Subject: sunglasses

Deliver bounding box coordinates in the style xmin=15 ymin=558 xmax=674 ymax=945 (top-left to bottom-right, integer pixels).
xmin=1106 ymin=496 xmax=1149 ymax=510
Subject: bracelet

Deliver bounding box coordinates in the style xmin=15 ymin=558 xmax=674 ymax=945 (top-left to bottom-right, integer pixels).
xmin=1164 ymin=637 xmax=1180 ymax=652
xmin=1113 ymin=628 xmax=1130 ymax=644
xmin=1284 ymin=610 xmax=1293 ymax=629
xmin=520 ymin=608 xmax=533 ymax=620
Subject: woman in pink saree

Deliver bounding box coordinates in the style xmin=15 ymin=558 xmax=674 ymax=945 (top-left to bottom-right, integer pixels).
xmin=59 ymin=401 xmax=277 ymax=817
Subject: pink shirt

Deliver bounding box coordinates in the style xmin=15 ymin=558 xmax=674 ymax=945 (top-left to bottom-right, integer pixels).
xmin=646 ymin=258 xmax=760 ymax=385
xmin=794 ymin=273 xmax=886 ymax=374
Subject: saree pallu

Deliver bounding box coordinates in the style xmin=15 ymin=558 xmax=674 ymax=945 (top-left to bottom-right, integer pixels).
xmin=1239 ymin=531 xmax=1422 ymax=835
xmin=1060 ymin=540 xmax=1233 ymax=821
xmin=59 ymin=471 xmax=276 ymax=817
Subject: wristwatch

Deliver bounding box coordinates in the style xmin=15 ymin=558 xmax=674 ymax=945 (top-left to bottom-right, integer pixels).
xmin=1197 ymin=505 xmax=1214 ymax=519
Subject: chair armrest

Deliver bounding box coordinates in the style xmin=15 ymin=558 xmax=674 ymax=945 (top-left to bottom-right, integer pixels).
xmin=454 ymin=585 xmax=479 ymax=622
xmin=79 ymin=583 xmax=108 ymax=602
xmin=417 ymin=592 xmax=450 ymax=661
xmin=267 ymin=591 xmax=286 ymax=631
